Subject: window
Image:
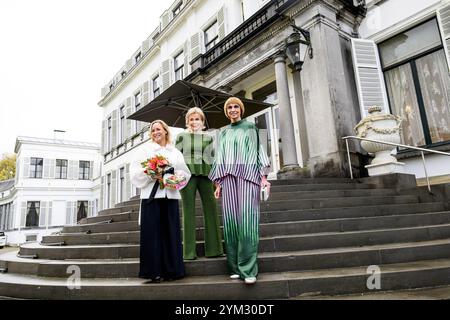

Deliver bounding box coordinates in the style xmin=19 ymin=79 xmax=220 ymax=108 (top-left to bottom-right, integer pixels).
xmin=174 ymin=51 xmax=184 ymax=81
xmin=107 ymin=173 xmax=111 ymax=208
xmin=107 ymin=116 xmax=112 ymax=151
xmin=119 ymin=167 xmax=125 ymax=203
xmin=120 ymin=106 xmax=125 ymax=142
xmin=135 ymin=52 xmax=142 ymax=63
xmin=204 ymin=20 xmax=218 ymax=51
xmin=172 ymin=1 xmax=182 ymax=18
xmin=153 ymin=75 xmax=161 ymax=98
xmin=30 ymin=158 xmax=43 ymax=179
xmin=380 ymin=19 xmax=450 ymax=147
xmin=121 ymin=70 xmax=127 ymax=78
xmin=56 ymin=159 xmax=68 ymax=179
xmin=76 ymin=201 xmax=88 ymax=222
xmin=79 ymin=161 xmax=90 ymax=180
xmin=135 ymin=91 xmax=141 ymax=111
xmin=26 ymin=201 xmax=40 ymax=227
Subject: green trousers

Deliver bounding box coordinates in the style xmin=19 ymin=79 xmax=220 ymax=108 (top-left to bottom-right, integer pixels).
xmin=180 ymin=175 xmax=224 ymax=259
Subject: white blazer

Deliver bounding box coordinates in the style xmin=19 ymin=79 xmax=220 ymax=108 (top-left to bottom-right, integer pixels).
xmin=130 ymin=142 xmax=191 ymax=224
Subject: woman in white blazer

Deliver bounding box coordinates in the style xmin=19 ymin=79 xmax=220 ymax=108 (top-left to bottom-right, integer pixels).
xmin=130 ymin=119 xmax=191 ymax=283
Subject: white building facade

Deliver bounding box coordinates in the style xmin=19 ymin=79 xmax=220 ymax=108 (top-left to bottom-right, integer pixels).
xmin=0 ymin=136 xmax=102 ymax=245
xmin=97 ymin=0 xmax=450 ymax=210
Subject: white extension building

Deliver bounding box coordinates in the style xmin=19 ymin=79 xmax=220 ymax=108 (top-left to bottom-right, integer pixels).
xmin=0 ymin=134 xmax=101 ymax=245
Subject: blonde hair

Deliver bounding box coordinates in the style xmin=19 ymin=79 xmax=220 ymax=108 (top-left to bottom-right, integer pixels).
xmin=185 ymin=107 xmax=206 ymax=130
xmin=224 ymin=97 xmax=245 ymax=119
xmin=149 ymin=119 xmax=172 ymax=144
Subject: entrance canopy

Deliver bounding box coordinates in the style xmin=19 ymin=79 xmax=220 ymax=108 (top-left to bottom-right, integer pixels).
xmin=127 ymin=80 xmax=273 ymax=129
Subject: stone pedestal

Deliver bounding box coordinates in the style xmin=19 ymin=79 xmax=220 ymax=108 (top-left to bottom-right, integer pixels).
xmin=365 ymin=161 xmax=405 ymax=177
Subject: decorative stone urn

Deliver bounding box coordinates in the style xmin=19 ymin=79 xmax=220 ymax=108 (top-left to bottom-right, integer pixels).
xmin=354 ymin=106 xmax=404 ymax=176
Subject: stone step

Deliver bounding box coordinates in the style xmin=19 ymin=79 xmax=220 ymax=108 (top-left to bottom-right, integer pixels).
xmin=97 ymin=182 xmax=379 ymax=216
xmin=61 ymin=221 xmax=139 ymax=234
xmin=82 ymin=212 xmax=139 ymax=224
xmin=22 ymin=223 xmax=450 ymax=259
xmin=195 ymin=188 xmax=399 ymax=203
xmin=5 ymin=239 xmax=450 ymax=279
xmin=267 ymin=178 xmax=355 ymax=185
xmin=42 ymin=211 xmax=450 ymax=244
xmin=39 ymin=216 xmax=449 ymax=259
xmin=98 ymin=195 xmax=421 ymax=218
xmin=297 ymin=285 xmax=450 ymax=300
xmin=81 ymin=202 xmax=446 ymax=227
xmin=2 ymin=257 xmax=450 ymax=299
xmin=268 ymin=182 xmax=377 ymax=192
xmin=98 ymin=206 xmax=139 ymax=216
xmin=48 ymin=206 xmax=450 ymax=243
xmin=116 ymin=187 xmax=392 ymax=208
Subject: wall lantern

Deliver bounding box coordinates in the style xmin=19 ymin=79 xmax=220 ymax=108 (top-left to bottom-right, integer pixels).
xmin=285 ymin=24 xmax=313 ymax=71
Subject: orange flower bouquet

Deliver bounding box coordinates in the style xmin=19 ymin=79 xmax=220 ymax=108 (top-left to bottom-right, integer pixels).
xmin=141 ymin=154 xmax=170 ymax=189
xmin=141 ymin=154 xmax=186 ymax=190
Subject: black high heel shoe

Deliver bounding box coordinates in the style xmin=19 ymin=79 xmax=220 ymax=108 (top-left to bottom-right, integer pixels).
xmin=144 ymin=276 xmax=161 ymax=284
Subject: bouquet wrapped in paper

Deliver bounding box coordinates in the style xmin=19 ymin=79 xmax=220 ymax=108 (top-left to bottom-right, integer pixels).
xmin=164 ymin=173 xmax=188 ymax=190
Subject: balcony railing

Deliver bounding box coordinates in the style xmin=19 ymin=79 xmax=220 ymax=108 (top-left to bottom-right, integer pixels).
xmin=190 ymin=0 xmax=296 ymax=74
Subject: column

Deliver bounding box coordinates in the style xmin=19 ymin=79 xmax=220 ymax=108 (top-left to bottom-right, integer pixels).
xmin=274 ymin=53 xmax=299 ymax=169
xmin=291 ymin=68 xmax=310 ymax=167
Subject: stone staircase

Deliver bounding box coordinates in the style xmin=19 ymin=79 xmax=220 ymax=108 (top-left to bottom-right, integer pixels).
xmin=1 ymin=175 xmax=450 ymax=299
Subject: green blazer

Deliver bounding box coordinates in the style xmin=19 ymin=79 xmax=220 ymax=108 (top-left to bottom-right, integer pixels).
xmin=175 ymin=131 xmax=215 ymax=176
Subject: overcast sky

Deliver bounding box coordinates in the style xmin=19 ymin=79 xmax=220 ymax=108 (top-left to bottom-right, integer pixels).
xmin=0 ymin=0 xmax=168 ymax=155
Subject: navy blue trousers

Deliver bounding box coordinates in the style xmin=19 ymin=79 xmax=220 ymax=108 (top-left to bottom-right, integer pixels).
xmin=139 ymin=198 xmax=185 ymax=280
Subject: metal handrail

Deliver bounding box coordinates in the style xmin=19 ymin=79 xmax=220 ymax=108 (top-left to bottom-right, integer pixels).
xmin=342 ymin=135 xmax=450 ymax=192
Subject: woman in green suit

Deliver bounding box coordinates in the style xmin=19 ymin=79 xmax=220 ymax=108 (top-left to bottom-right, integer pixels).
xmin=176 ymin=107 xmax=224 ymax=260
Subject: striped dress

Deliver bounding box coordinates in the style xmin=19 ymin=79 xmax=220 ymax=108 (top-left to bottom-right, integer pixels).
xmin=209 ymin=119 xmax=270 ymax=279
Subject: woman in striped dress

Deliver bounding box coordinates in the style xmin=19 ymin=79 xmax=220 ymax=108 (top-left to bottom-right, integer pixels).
xmin=209 ymin=97 xmax=271 ymax=285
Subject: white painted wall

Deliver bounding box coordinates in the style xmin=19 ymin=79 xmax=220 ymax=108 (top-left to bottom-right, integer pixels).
xmin=359 ymin=0 xmax=443 ymax=40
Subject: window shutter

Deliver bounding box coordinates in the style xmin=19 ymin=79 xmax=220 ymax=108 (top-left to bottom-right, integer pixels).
xmin=20 ymin=202 xmax=27 ymax=227
xmin=65 ymin=201 xmax=72 ymax=225
xmin=68 ymin=160 xmax=77 ymax=180
xmin=125 ymin=59 xmax=133 ymax=71
xmin=49 ymin=159 xmax=55 ymax=179
xmin=39 ymin=202 xmax=47 ymax=227
xmin=88 ymin=201 xmax=94 ymax=217
xmin=10 ymin=203 xmax=15 ymax=229
xmin=161 ymin=11 xmax=170 ymax=29
xmin=142 ymin=39 xmax=150 ymax=53
xmin=100 ymin=176 xmax=105 ymax=211
xmin=191 ymin=32 xmax=201 ymax=59
xmin=125 ymin=97 xmax=133 ymax=139
xmin=111 ymin=170 xmax=117 ymax=206
xmin=184 ymin=41 xmax=190 ymax=77
xmin=112 ymin=109 xmax=118 ymax=147
xmin=22 ymin=157 xmax=30 ymax=178
xmin=351 ymin=38 xmax=389 ymax=118
xmin=125 ymin=164 xmax=131 ymax=201
xmin=101 ymin=120 xmax=107 ymax=154
xmin=72 ymin=202 xmax=77 ymax=225
xmin=43 ymin=159 xmax=50 ymax=179
xmin=89 ymin=161 xmax=94 ymax=180
xmin=142 ymin=81 xmax=150 ymax=106
xmin=437 ymin=4 xmax=450 ymax=73
xmin=161 ymin=59 xmax=171 ymax=91
xmin=217 ymin=7 xmax=226 ymax=40
xmin=47 ymin=201 xmax=53 ymax=226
